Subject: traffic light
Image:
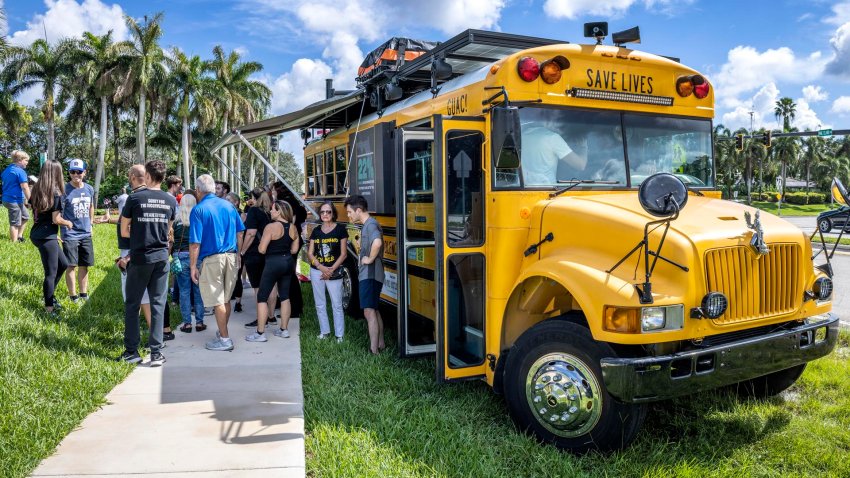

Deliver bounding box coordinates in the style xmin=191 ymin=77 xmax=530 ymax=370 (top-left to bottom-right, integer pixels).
xmin=735 ymin=134 xmax=744 ymax=151
xmin=269 ymin=135 xmax=279 ymax=152
xmin=761 ymin=131 xmax=772 ymax=148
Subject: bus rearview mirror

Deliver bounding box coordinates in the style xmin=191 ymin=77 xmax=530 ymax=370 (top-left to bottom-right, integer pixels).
xmin=492 ymin=107 xmax=521 ymax=169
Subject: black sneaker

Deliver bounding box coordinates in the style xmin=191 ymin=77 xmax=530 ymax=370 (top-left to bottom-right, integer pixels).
xmin=234 ymin=302 xmax=243 ymax=312
xmin=17 ymin=237 xmax=25 ymax=243
xmin=163 ymin=330 xmax=175 ymax=341
xmin=149 ymin=351 xmax=166 ymax=367
xmin=117 ymin=350 xmax=142 ymax=364
xmin=244 ymin=319 xmax=258 ymax=328
xmin=268 ymin=316 xmax=278 ymax=325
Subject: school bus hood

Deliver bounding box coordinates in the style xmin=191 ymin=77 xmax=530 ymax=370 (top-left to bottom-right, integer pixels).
xmin=537 ymin=193 xmax=809 ymax=260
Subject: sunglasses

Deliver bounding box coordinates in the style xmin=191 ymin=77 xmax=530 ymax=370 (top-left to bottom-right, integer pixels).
xmin=70 ymin=171 xmax=84 ymax=175
xmin=320 ymin=210 xmax=333 ymax=215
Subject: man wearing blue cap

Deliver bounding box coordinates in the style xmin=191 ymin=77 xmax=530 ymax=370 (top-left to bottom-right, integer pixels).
xmin=61 ymin=159 xmax=95 ymax=302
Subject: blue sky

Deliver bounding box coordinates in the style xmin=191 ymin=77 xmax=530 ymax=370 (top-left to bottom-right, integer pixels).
xmin=3 ymin=0 xmax=850 ymax=156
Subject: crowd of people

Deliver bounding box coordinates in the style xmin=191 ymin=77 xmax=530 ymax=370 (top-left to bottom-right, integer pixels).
xmin=1 ymin=151 xmax=387 ymax=365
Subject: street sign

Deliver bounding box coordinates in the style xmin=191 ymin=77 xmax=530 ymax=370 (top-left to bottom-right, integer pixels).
xmin=818 ymin=129 xmax=833 ymax=137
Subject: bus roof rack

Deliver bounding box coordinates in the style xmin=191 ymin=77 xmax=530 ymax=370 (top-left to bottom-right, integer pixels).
xmin=358 ymin=29 xmax=565 ymax=99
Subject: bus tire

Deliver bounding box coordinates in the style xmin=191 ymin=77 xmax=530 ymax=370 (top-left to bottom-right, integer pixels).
xmin=503 ymin=319 xmax=646 ymax=453
xmin=341 ymin=256 xmax=362 ymax=319
xmin=735 ymin=364 xmax=806 ymax=399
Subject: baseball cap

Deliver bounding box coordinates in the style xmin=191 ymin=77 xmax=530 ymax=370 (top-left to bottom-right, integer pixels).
xmin=69 ymin=159 xmax=86 ymax=171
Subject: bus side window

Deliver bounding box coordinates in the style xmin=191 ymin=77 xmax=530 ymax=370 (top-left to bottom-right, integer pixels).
xmin=446 ymin=130 xmax=484 ymax=246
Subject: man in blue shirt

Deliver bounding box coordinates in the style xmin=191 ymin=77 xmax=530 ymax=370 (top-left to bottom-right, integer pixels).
xmin=190 ymin=174 xmax=245 ymax=352
xmin=2 ymin=150 xmax=31 ymax=243
xmin=61 ymin=159 xmax=95 ymax=302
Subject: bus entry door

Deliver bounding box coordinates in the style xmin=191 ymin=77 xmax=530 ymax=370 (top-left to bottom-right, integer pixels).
xmin=434 ymin=116 xmax=488 ymax=382
xmin=396 ymin=127 xmax=437 ymax=357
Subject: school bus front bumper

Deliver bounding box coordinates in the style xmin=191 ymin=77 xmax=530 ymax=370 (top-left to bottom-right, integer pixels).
xmin=600 ymin=313 xmax=839 ymax=403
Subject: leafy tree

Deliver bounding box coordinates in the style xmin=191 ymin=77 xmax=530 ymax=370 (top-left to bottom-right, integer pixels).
xmin=774 ymin=97 xmax=796 ymax=132
xmin=3 ymin=38 xmax=75 ymax=162
xmin=121 ymin=12 xmax=165 ymax=162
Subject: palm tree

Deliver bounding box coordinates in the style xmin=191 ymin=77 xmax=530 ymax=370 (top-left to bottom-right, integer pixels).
xmin=774 ymin=97 xmax=796 ymax=132
xmin=772 ymin=130 xmax=800 ymax=199
xmin=209 ymin=45 xmax=271 ymax=184
xmin=802 ymin=136 xmax=825 ymax=203
xmin=165 ymin=48 xmax=216 ymax=188
xmin=69 ymin=31 xmax=133 ymax=205
xmin=3 ymin=39 xmax=75 ymax=162
xmin=0 ymin=90 xmax=29 ymax=147
xmin=122 ymin=13 xmax=165 ymax=162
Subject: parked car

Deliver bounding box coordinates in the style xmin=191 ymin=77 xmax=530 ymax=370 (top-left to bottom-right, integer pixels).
xmin=817 ymin=206 xmax=850 ymax=232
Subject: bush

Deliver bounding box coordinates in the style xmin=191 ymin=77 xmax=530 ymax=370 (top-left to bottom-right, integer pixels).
xmin=784 ymin=191 xmax=826 ymax=204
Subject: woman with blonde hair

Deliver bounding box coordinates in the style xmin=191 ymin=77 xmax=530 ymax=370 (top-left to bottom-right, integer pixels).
xmin=246 ymin=200 xmax=299 ymax=341
xmin=29 ymin=160 xmax=73 ymax=315
xmin=173 ymin=191 xmax=206 ymax=332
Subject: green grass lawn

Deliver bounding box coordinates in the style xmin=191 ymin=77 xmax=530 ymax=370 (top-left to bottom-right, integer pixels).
xmin=0 ymin=216 xmax=135 ymax=477
xmin=2 ymin=213 xmax=849 ymax=478
xmin=751 ymin=201 xmax=836 ymax=216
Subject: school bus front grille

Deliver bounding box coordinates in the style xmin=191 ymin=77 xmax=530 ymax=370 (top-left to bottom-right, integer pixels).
xmin=704 ymin=244 xmax=800 ymax=325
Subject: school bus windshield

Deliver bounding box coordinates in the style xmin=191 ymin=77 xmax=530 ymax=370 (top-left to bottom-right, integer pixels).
xmin=497 ymin=107 xmax=714 ymax=189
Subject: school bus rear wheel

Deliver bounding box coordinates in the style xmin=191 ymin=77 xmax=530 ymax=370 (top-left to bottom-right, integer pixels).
xmin=503 ymin=319 xmax=646 ymax=453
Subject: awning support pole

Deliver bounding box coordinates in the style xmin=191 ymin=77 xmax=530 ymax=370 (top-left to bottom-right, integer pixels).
xmin=211 ymin=151 xmax=251 ymax=191
xmin=235 ymin=130 xmax=318 ymax=218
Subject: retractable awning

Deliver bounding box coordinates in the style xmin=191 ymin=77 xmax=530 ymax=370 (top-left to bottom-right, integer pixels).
xmin=211 ymin=89 xmax=365 ymax=152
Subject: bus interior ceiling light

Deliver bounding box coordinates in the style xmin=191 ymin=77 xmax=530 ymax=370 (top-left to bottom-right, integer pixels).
xmin=540 ymin=56 xmax=570 ymax=84
xmin=517 ymin=56 xmax=540 ymax=82
xmin=570 ymin=88 xmax=674 ymax=106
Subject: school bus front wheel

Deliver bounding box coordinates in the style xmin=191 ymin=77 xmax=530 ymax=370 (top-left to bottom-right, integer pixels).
xmin=503 ymin=318 xmax=646 ymax=453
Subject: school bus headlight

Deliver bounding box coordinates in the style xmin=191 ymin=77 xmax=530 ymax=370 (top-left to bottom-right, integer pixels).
xmin=517 ymin=56 xmax=540 ymax=82
xmin=813 ymin=277 xmax=833 ymax=301
xmin=540 ymin=55 xmax=570 ymax=84
xmin=641 ymin=306 xmax=684 ymax=332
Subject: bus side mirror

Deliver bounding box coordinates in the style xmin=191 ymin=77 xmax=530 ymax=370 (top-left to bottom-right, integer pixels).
xmin=492 ymin=107 xmax=521 ymax=169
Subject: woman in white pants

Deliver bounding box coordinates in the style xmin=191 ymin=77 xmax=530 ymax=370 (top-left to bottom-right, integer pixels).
xmin=307 ymin=201 xmax=348 ymax=342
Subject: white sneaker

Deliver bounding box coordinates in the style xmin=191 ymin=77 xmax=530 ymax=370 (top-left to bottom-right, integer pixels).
xmin=317 ymin=333 xmax=329 ymax=340
xmin=274 ymin=328 xmax=290 ymax=338
xmin=336 ymin=336 xmax=343 ymax=343
xmin=245 ymin=332 xmax=268 ymax=342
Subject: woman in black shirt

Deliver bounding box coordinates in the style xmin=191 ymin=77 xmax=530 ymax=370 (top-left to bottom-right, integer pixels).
xmin=29 ymin=160 xmax=73 ymax=315
xmin=240 ymin=189 xmax=274 ymax=328
xmin=307 ymin=201 xmax=348 ymax=341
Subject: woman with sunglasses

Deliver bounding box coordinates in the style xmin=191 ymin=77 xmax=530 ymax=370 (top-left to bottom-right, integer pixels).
xmin=246 ymin=200 xmax=299 ymax=342
xmin=307 ymin=202 xmax=348 ymax=342
xmin=29 ymin=160 xmax=73 ymax=316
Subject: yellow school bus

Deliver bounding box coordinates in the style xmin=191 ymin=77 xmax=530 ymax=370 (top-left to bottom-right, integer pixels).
xmin=257 ymin=27 xmax=838 ymax=452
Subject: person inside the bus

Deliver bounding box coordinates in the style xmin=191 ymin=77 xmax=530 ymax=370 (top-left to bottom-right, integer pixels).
xmin=521 ymin=121 xmax=587 ymax=186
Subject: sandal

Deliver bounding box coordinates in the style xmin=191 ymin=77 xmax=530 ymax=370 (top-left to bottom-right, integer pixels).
xmin=180 ymin=323 xmax=193 ymax=333
xmin=195 ymin=323 xmax=207 ymax=332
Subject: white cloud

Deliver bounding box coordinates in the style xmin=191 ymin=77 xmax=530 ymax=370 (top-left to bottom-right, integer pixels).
xmin=792 ymin=98 xmax=828 ymax=131
xmin=832 ymin=96 xmax=850 ymax=115
xmin=720 ymin=82 xmax=780 ymax=131
xmin=802 ymin=85 xmax=828 ymax=103
xmin=713 ymin=46 xmax=827 ymax=104
xmin=9 ymin=0 xmax=128 ymax=46
xmin=263 ymin=58 xmax=335 ymax=115
xmin=825 ymin=1 xmax=850 ymax=26
xmin=542 ymin=0 xmax=692 ymax=19
xmin=825 ymin=21 xmax=850 ymax=77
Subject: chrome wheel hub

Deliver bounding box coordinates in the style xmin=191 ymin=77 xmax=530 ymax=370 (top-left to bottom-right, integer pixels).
xmin=525 ymin=353 xmax=602 ymax=437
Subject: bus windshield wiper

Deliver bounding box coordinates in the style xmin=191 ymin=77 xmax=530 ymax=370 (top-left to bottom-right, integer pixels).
xmin=550 ymin=180 xmax=621 ymax=198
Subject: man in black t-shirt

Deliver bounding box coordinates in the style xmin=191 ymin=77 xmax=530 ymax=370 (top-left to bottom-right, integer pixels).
xmin=117 ymin=160 xmax=177 ymax=366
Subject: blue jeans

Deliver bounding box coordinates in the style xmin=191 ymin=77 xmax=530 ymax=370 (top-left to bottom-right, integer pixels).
xmin=175 ymin=252 xmax=205 ymax=324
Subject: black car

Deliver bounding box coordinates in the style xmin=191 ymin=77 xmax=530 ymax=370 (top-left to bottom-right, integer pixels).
xmin=817 ymin=205 xmax=850 ymax=232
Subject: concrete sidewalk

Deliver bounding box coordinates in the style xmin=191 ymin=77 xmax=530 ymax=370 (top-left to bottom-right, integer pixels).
xmin=32 ymin=287 xmax=305 ymax=478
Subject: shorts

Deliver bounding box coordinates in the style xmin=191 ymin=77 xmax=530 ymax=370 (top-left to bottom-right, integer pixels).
xmin=63 ymin=237 xmax=95 ymax=267
xmin=359 ymin=279 xmax=383 ymax=310
xmin=199 ymin=253 xmax=238 ymax=307
xmin=244 ymin=256 xmax=265 ymax=289
xmin=3 ymin=201 xmax=29 ymax=226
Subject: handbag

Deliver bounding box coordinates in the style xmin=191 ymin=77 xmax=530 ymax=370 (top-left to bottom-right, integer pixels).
xmin=170 ymin=255 xmax=183 ymax=274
